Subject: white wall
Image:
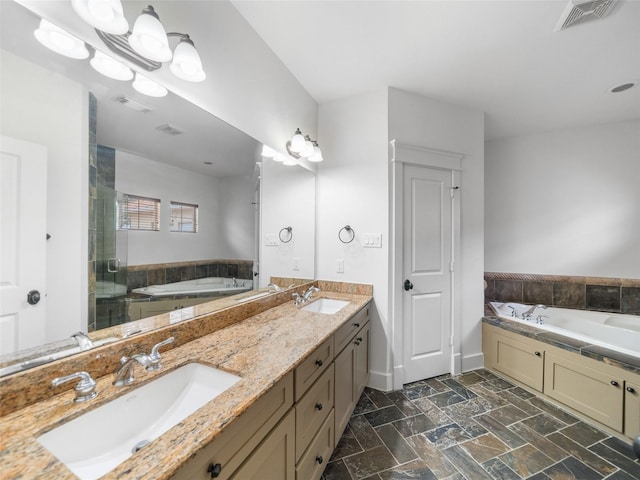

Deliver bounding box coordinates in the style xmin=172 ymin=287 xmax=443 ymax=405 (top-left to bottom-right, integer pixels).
xmin=388 ymin=88 xmax=486 ymax=375
xmin=317 ymin=90 xmax=391 ymax=389
xmin=485 ymin=121 xmax=640 ymax=278
xmin=115 ymin=151 xmax=255 ymax=265
xmin=0 ymin=50 xmax=87 ymax=341
xmin=260 ymin=158 xmax=316 ymax=284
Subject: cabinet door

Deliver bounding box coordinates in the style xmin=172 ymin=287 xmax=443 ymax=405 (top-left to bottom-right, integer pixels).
xmin=230 ymin=409 xmax=295 ymax=480
xmin=492 ymin=331 xmax=544 ymax=392
xmin=544 ymin=352 xmax=623 ymax=431
xmin=355 ymin=323 xmax=370 ymax=398
xmin=624 ymin=380 xmax=640 ymax=439
xmin=334 ymin=340 xmax=356 ymax=442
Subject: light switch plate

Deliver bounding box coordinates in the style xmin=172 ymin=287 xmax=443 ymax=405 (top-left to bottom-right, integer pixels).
xmin=265 ymin=234 xmax=278 ymax=246
xmin=363 ymin=233 xmax=382 ymax=248
xmin=337 ymin=259 xmax=344 ymax=273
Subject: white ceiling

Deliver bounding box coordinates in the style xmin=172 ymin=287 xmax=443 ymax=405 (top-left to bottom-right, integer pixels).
xmin=232 ymin=0 xmax=640 ymax=140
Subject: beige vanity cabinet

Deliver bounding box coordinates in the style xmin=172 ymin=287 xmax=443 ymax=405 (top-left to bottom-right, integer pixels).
xmin=229 ymin=409 xmax=296 ymax=480
xmin=624 ymin=380 xmax=640 ymax=438
xmin=482 ymin=324 xmax=544 ymax=392
xmin=170 ymin=373 xmax=293 ymax=480
xmin=544 ymin=350 xmax=624 ymax=431
xmin=335 ymin=307 xmax=370 ymax=440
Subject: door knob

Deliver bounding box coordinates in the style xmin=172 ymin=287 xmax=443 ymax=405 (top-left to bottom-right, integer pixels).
xmin=27 ymin=290 xmax=41 ymax=305
xmin=404 ymin=280 xmax=413 ymax=291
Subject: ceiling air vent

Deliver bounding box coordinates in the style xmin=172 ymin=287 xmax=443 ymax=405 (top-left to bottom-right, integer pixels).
xmin=555 ymin=0 xmax=616 ymax=31
xmin=113 ymin=96 xmax=153 ymax=113
xmin=156 ymin=123 xmax=184 ymax=136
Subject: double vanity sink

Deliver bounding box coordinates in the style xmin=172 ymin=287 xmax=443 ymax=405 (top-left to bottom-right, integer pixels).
xmin=3 ymin=288 xmax=369 ymax=480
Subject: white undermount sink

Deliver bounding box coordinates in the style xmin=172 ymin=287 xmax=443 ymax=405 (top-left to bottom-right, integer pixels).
xmin=302 ymin=298 xmax=350 ymax=315
xmin=37 ymin=363 xmax=240 ymax=480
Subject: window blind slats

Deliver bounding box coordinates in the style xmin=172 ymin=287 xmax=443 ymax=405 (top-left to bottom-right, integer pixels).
xmin=170 ymin=201 xmax=198 ymax=233
xmin=118 ymin=194 xmax=160 ymax=231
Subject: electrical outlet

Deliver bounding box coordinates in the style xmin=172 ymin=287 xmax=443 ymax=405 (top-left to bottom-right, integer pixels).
xmin=337 ymin=259 xmax=344 ymax=273
xmin=293 ymin=257 xmax=300 ymax=270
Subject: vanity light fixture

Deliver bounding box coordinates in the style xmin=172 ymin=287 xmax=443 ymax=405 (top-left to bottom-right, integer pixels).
xmin=132 ymin=72 xmax=168 ymax=97
xmin=72 ymin=1 xmax=206 ymax=82
xmin=286 ymin=128 xmax=323 ymax=162
xmin=34 ymin=19 xmax=89 ymax=59
xmin=90 ymin=50 xmax=133 ymax=81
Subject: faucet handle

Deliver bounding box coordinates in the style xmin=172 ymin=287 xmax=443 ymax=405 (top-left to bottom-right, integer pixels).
xmin=292 ymin=292 xmax=302 ymax=305
xmin=52 ymin=371 xmax=98 ymax=403
xmin=147 ymin=337 xmax=175 ymax=370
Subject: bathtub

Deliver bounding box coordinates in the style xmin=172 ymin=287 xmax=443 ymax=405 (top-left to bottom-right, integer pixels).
xmin=488 ymin=302 xmax=640 ymax=358
xmin=132 ymin=277 xmax=253 ymax=297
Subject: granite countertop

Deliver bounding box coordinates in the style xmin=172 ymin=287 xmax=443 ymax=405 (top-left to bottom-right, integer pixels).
xmin=0 ymin=291 xmax=372 ymax=479
xmin=482 ymin=316 xmax=640 ymax=375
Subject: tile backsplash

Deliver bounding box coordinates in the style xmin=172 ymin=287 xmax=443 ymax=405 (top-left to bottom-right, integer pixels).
xmin=485 ymin=272 xmax=640 ymax=314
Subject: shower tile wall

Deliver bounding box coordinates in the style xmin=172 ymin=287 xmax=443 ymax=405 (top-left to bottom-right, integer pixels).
xmin=485 ymin=272 xmax=640 ymax=315
xmin=87 ymin=93 xmax=97 ymax=332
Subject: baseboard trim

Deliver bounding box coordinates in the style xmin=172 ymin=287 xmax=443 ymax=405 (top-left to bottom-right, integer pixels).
xmin=368 ymin=369 xmax=393 ymax=392
xmin=462 ymin=352 xmax=484 ymax=372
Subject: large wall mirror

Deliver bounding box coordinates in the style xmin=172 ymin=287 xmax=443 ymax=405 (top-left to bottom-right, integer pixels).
xmin=0 ymin=1 xmax=315 ymax=375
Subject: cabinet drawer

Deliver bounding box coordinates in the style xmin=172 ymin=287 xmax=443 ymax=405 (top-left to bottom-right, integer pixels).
xmin=294 ymin=337 xmax=333 ymax=401
xmin=295 ymin=363 xmax=334 ymax=461
xmin=296 ymin=410 xmax=335 ymax=480
xmin=335 ymin=306 xmax=369 ymax=354
xmin=170 ymin=373 xmax=293 ymax=480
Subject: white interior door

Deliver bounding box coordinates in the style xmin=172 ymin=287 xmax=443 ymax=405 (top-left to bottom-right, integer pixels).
xmin=402 ymin=165 xmax=454 ymax=383
xmin=0 ymin=136 xmax=47 ymax=355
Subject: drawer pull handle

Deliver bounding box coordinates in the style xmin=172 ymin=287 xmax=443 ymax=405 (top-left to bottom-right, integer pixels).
xmin=610 ymin=380 xmax=619 ymax=387
xmin=353 ymin=322 xmax=360 ymax=328
xmin=354 ymin=340 xmax=361 ymax=346
xmin=315 ymin=402 xmax=323 ymax=411
xmin=627 ymin=387 xmax=636 ymax=393
xmin=315 ymin=359 xmax=323 ymax=367
xmin=534 ymin=351 xmax=541 ymax=357
xmin=207 ymin=463 xmax=222 ymax=478
xmin=315 ymin=455 xmax=324 ymax=465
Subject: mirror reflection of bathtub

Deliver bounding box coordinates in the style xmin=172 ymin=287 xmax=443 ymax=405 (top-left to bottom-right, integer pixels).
xmin=128 ymin=278 xmax=253 ymax=320
xmin=488 ymin=302 xmax=640 ymax=359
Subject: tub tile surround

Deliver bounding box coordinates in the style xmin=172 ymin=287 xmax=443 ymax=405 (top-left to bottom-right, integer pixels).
xmin=0 ymin=282 xmax=373 ymax=479
xmin=485 ymin=272 xmax=640 ymax=315
xmin=126 ymin=259 xmax=255 ymax=292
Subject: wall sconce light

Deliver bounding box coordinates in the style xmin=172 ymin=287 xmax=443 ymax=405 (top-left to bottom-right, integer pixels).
xmin=261 ymin=144 xmax=298 ymax=166
xmin=286 ymin=128 xmax=323 ymax=162
xmin=34 ymin=19 xmax=89 ymax=59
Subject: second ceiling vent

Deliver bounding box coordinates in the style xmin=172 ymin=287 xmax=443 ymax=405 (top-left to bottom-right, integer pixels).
xmin=555 ymin=0 xmax=616 ymax=31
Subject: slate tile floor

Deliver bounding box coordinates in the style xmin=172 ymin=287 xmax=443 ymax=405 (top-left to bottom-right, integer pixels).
xmin=321 ymin=369 xmax=640 ymax=480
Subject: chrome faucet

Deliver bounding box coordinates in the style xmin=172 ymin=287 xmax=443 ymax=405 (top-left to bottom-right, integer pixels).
xmin=268 ymin=283 xmax=282 ymax=292
xmin=232 ymin=277 xmax=238 ymax=288
xmin=113 ymin=337 xmax=174 ymax=386
xmin=52 ymin=371 xmax=98 ymax=403
xmin=71 ymin=332 xmax=94 ymax=351
xmin=522 ymin=304 xmax=547 ymax=321
xmin=302 ymin=286 xmax=320 ymax=302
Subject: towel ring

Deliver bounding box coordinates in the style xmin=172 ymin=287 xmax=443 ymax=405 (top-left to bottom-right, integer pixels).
xmin=338 ymin=225 xmax=355 ymax=244
xmin=279 ymin=226 xmax=293 ymax=243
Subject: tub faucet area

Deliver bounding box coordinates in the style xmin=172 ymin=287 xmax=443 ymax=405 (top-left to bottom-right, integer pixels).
xmin=522 ymin=304 xmax=547 ymax=321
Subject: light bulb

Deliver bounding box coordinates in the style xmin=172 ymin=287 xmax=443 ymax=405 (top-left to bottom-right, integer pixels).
xmin=302 ymin=137 xmax=315 ymax=157
xmin=170 ymin=36 xmax=205 ymax=82
xmin=34 ymin=19 xmax=89 ymax=59
xmin=90 ymin=50 xmax=133 ymax=81
xmin=290 ymin=128 xmax=306 ymax=153
xmin=309 ymin=144 xmax=323 ymax=162
xmin=71 ymin=0 xmax=128 ymax=35
xmin=132 ymin=73 xmax=168 ymax=97
xmin=129 ymin=6 xmax=172 ymax=62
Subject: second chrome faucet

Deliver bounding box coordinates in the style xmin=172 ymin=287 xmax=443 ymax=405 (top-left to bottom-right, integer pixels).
xmin=113 ymin=337 xmax=175 ymax=386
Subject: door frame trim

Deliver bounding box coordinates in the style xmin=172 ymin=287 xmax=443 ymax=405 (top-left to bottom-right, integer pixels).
xmin=390 ymin=140 xmax=464 ymax=390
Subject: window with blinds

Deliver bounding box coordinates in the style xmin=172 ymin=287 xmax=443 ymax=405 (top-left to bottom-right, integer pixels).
xmin=170 ymin=201 xmax=198 ymax=233
xmin=118 ymin=194 xmax=160 ymax=231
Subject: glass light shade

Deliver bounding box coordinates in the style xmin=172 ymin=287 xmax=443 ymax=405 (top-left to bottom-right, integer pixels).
xmin=273 ymin=154 xmax=286 ymax=163
xmin=170 ymin=38 xmax=205 ymax=82
xmin=34 ymin=19 xmax=89 ymax=59
xmin=282 ymin=157 xmax=298 ymax=166
xmin=302 ymin=138 xmax=315 ymax=157
xmin=290 ymin=129 xmax=306 ymax=153
xmin=71 ymin=0 xmax=129 ymax=35
xmin=90 ymin=50 xmax=133 ymax=81
xmin=308 ymin=145 xmax=323 ymax=162
xmin=129 ymin=9 xmax=172 ymax=62
xmin=261 ymin=145 xmax=277 ymax=158
xmin=132 ymin=73 xmax=168 ymax=97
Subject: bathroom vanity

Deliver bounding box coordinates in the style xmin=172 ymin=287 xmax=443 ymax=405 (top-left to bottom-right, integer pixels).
xmin=0 ymin=282 xmax=372 ymax=480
